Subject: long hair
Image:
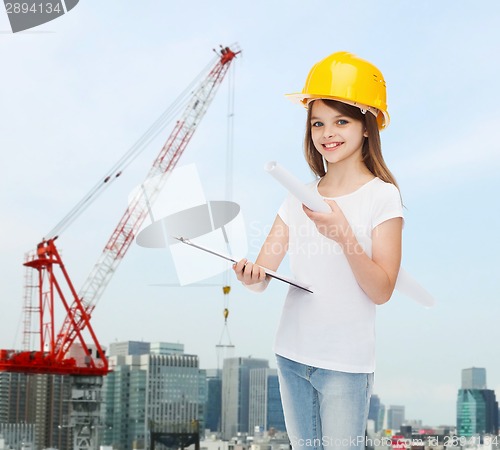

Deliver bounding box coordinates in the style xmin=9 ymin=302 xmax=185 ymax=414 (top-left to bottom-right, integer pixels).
xmin=304 ymin=99 xmax=399 ymax=189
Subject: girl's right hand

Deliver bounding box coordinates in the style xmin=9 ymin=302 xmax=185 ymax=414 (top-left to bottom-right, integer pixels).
xmin=233 ymin=258 xmax=267 ymax=285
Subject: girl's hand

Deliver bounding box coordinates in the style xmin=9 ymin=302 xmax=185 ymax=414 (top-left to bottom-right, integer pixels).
xmin=233 ymin=258 xmax=267 ymax=285
xmin=304 ymin=199 xmax=403 ymax=304
xmin=302 ymin=199 xmax=351 ymax=244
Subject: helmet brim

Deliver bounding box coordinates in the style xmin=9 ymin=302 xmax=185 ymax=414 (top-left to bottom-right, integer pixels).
xmin=285 ymin=93 xmax=390 ymax=130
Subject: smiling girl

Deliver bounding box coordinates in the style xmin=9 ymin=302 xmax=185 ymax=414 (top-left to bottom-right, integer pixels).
xmin=233 ymin=52 xmax=403 ymax=450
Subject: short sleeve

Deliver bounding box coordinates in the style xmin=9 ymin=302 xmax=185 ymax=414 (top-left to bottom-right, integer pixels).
xmin=277 ymin=194 xmax=291 ymax=226
xmin=371 ymin=182 xmax=404 ymax=229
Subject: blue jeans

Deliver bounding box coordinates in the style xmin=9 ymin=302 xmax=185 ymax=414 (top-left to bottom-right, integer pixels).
xmin=276 ymin=355 xmax=373 ymax=450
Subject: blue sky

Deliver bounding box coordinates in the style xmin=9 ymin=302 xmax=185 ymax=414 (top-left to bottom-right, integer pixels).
xmin=1 ymin=0 xmax=500 ymax=427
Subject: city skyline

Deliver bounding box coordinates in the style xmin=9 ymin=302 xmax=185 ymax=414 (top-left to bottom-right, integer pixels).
xmin=1 ymin=340 xmax=498 ymax=450
xmin=104 ymin=341 xmax=500 ymax=432
xmin=1 ymin=0 xmax=500 ymax=428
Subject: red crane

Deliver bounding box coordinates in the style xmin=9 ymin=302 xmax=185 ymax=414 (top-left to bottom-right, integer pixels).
xmin=0 ymin=45 xmax=240 ymax=376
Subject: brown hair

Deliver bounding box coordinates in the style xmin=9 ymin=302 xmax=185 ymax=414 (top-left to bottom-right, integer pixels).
xmin=304 ymin=99 xmax=399 ymax=189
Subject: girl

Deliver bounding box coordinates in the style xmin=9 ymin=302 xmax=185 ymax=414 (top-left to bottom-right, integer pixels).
xmin=233 ymin=52 xmax=403 ymax=450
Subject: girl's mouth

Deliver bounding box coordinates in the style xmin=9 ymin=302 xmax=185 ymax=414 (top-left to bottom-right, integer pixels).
xmin=323 ymin=142 xmax=343 ymax=150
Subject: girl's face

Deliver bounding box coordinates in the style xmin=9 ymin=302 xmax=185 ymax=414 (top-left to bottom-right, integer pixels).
xmin=310 ymin=100 xmax=367 ymax=167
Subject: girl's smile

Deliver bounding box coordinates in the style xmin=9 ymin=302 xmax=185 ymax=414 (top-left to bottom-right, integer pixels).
xmin=322 ymin=141 xmax=344 ymax=150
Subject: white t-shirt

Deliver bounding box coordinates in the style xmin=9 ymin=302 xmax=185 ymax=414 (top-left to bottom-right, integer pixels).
xmin=274 ymin=177 xmax=403 ymax=373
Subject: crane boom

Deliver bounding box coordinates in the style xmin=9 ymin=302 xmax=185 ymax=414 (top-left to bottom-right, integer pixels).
xmin=0 ymin=45 xmax=239 ymax=375
xmin=54 ymin=46 xmax=239 ymax=360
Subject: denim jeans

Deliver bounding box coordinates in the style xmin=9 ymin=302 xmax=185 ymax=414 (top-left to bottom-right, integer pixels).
xmin=276 ymin=354 xmax=374 ymax=450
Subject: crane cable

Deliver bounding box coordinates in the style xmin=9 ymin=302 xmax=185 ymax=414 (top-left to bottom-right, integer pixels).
xmin=218 ymin=57 xmax=237 ymax=355
xmin=45 ymin=56 xmax=219 ymax=240
xmin=223 ymin=57 xmax=236 ymax=287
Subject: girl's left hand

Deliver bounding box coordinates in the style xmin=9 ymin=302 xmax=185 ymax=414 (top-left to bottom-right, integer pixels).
xmin=302 ymin=199 xmax=351 ymax=244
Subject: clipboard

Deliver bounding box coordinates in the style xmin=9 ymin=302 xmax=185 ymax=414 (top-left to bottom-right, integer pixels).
xmin=173 ymin=236 xmax=313 ymax=293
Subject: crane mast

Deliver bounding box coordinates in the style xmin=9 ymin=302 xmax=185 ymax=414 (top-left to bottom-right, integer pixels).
xmin=0 ymin=45 xmax=239 ymax=375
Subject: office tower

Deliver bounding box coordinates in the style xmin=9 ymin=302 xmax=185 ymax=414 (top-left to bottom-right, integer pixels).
xmin=248 ymin=368 xmax=285 ymax=434
xmin=265 ymin=369 xmax=286 ymax=433
xmin=462 ymin=368 xmax=487 ymax=390
xmin=387 ymin=405 xmax=405 ymax=431
xmin=378 ymin=403 xmax=386 ymax=432
xmin=0 ymin=423 xmax=35 ymax=450
xmin=0 ymin=372 xmax=29 ymax=423
xmin=0 ymin=372 xmax=72 ymax=450
xmin=457 ymin=388 xmax=499 ymax=436
xmin=457 ymin=367 xmax=498 ymax=436
xmin=482 ymin=390 xmax=499 ymax=435
xmin=102 ymin=341 xmax=206 ymax=450
xmin=457 ymin=389 xmax=486 ymax=436
xmin=368 ymin=394 xmax=384 ymax=432
xmin=221 ymin=357 xmax=269 ymax=440
xmin=205 ymin=369 xmax=222 ymax=432
xmin=108 ymin=340 xmax=151 ymax=357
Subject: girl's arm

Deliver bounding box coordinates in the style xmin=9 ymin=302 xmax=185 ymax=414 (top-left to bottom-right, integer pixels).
xmin=233 ymin=214 xmax=289 ymax=291
xmin=303 ymin=200 xmax=402 ymax=305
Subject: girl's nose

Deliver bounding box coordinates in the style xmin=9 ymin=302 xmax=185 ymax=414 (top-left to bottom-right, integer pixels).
xmin=323 ymin=126 xmax=335 ymax=138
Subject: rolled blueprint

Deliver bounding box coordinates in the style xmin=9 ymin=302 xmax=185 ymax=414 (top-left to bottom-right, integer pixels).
xmin=395 ymin=268 xmax=435 ymax=307
xmin=264 ymin=160 xmax=435 ymax=307
xmin=264 ymin=161 xmax=331 ymax=213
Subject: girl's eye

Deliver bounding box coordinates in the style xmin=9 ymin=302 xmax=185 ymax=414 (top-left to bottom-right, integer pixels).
xmin=312 ymin=121 xmax=323 ymax=127
xmin=337 ymin=119 xmax=348 ymax=125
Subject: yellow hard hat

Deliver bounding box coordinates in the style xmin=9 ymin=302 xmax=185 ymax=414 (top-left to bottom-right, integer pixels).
xmin=286 ymin=51 xmax=390 ymax=130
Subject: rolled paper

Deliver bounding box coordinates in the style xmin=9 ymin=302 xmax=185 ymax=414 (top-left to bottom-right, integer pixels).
xmin=395 ymin=267 xmax=435 ymax=307
xmin=264 ymin=160 xmax=435 ymax=307
xmin=264 ymin=161 xmax=331 ymax=213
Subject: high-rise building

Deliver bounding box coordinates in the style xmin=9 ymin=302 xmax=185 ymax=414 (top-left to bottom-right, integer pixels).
xmin=265 ymin=370 xmax=286 ymax=433
xmin=387 ymin=405 xmax=405 ymax=431
xmin=108 ymin=340 xmax=151 ymax=357
xmin=482 ymin=390 xmax=499 ymax=435
xmin=457 ymin=367 xmax=498 ymax=436
xmin=102 ymin=341 xmax=206 ymax=450
xmin=379 ymin=403 xmax=386 ymax=431
xmin=368 ymin=394 xmax=384 ymax=432
xmin=248 ymin=368 xmax=285 ymax=434
xmin=0 ymin=423 xmax=35 ymax=450
xmin=221 ymin=357 xmax=269 ymax=440
xmin=0 ymin=372 xmax=72 ymax=450
xmin=457 ymin=389 xmax=486 ymax=436
xmin=205 ymin=369 xmax=222 ymax=432
xmin=0 ymin=372 xmax=29 ymax=423
xmin=457 ymin=389 xmax=498 ymax=436
xmin=462 ymin=368 xmax=487 ymax=390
